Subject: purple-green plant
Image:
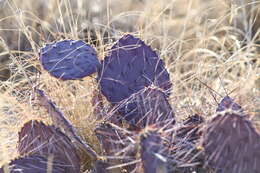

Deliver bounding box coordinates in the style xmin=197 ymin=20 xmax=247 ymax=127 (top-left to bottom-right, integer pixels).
xmin=0 ymin=154 xmax=69 ymax=173
xmin=17 ymin=120 xmax=80 ymax=172
xmin=201 ymin=97 xmax=260 ymax=173
xmin=139 ymin=127 xmax=169 ymax=173
xmin=216 ymin=96 xmax=243 ymax=113
xmin=2 ymin=34 xmax=259 ymax=173
xmin=97 ymin=34 xmax=172 ymax=104
xmin=40 ymin=39 xmax=100 ymax=80
xmin=116 ymin=86 xmax=175 ymax=127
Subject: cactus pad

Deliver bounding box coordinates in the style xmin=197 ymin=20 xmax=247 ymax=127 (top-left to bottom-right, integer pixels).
xmin=98 ymin=34 xmax=172 ymax=103
xmin=95 ymin=123 xmax=122 ymax=155
xmin=117 ymin=86 xmax=174 ymax=127
xmin=167 ymin=117 xmax=205 ymax=172
xmin=95 ymin=122 xmax=136 ymax=172
xmin=216 ymin=96 xmax=243 ymax=112
xmin=201 ymin=112 xmax=260 ymax=173
xmin=176 ymin=114 xmax=204 ymax=142
xmin=40 ymin=39 xmax=100 ymax=80
xmin=140 ymin=128 xmax=169 ymax=173
xmin=0 ymin=154 xmax=70 ymax=173
xmin=18 ymin=120 xmax=80 ymax=172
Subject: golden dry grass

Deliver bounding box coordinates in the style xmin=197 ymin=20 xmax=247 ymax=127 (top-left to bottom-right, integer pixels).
xmin=0 ymin=0 xmax=259 ymax=170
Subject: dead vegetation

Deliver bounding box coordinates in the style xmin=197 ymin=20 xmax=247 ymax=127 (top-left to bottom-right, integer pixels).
xmin=0 ymin=0 xmax=259 ymax=170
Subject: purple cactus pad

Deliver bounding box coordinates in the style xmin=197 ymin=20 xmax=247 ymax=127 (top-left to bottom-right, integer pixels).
xmin=0 ymin=154 xmax=70 ymax=173
xmin=117 ymin=86 xmax=175 ymax=127
xmin=201 ymin=112 xmax=260 ymax=172
xmin=216 ymin=96 xmax=243 ymax=112
xmin=140 ymin=129 xmax=169 ymax=173
xmin=98 ymin=34 xmax=172 ymax=103
xmin=18 ymin=120 xmax=80 ymax=172
xmin=40 ymin=39 xmax=100 ymax=80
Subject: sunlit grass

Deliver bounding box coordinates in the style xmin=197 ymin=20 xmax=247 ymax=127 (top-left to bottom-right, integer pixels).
xmin=0 ymin=0 xmax=259 ymax=171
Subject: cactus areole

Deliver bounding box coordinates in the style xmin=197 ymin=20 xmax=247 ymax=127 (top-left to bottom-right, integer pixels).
xmin=40 ymin=39 xmax=100 ymax=80
xmin=98 ymin=34 xmax=172 ymax=103
xmin=216 ymin=96 xmax=243 ymax=113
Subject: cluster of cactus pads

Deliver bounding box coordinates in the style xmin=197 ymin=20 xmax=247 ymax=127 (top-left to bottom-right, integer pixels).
xmin=0 ymin=34 xmax=259 ymax=173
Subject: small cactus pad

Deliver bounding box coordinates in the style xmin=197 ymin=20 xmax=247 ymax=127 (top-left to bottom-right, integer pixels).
xmin=40 ymin=39 xmax=100 ymax=80
xmin=140 ymin=128 xmax=169 ymax=173
xmin=18 ymin=120 xmax=80 ymax=172
xmin=98 ymin=34 xmax=172 ymax=103
xmin=216 ymin=96 xmax=243 ymax=112
xmin=117 ymin=86 xmax=174 ymax=127
xmin=0 ymin=154 xmax=70 ymax=173
xmin=201 ymin=112 xmax=260 ymax=173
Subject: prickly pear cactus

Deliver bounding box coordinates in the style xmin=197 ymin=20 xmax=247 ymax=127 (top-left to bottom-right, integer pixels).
xmin=176 ymin=114 xmax=204 ymax=142
xmin=93 ymin=160 xmax=110 ymax=173
xmin=98 ymin=34 xmax=172 ymax=104
xmin=18 ymin=120 xmax=80 ymax=172
xmin=40 ymin=39 xmax=100 ymax=80
xmin=0 ymin=154 xmax=69 ymax=173
xmin=140 ymin=128 xmax=169 ymax=173
xmin=95 ymin=123 xmax=121 ymax=155
xmin=117 ymin=86 xmax=174 ymax=127
xmin=166 ymin=116 xmax=206 ymax=173
xmin=4 ymin=33 xmax=258 ymax=173
xmin=216 ymin=96 xmax=243 ymax=112
xmin=95 ymin=122 xmax=137 ymax=173
xmin=201 ymin=99 xmax=260 ymax=173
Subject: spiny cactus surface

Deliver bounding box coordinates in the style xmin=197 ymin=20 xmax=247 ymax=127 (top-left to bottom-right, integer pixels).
xmin=201 ymin=111 xmax=260 ymax=173
xmin=92 ymin=160 xmax=109 ymax=173
xmin=40 ymin=39 xmax=100 ymax=80
xmin=95 ymin=122 xmax=137 ymax=172
xmin=176 ymin=114 xmax=204 ymax=142
xmin=216 ymin=96 xmax=243 ymax=112
xmin=18 ymin=120 xmax=80 ymax=173
xmin=117 ymin=86 xmax=174 ymax=127
xmin=140 ymin=128 xmax=169 ymax=173
xmin=0 ymin=154 xmax=69 ymax=173
xmin=166 ymin=118 xmax=205 ymax=173
xmin=3 ymin=33 xmax=259 ymax=173
xmin=98 ymin=34 xmax=172 ymax=103
xmin=95 ymin=123 xmax=123 ymax=155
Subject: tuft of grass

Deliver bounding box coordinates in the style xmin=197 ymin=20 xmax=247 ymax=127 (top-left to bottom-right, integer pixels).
xmin=0 ymin=0 xmax=259 ymax=170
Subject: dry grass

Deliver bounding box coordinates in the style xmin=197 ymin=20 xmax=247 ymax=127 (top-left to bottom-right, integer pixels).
xmin=0 ymin=0 xmax=259 ymax=170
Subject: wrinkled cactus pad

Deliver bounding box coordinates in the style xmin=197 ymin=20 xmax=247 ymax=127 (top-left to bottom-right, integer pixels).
xmin=98 ymin=34 xmax=172 ymax=103
xmin=201 ymin=111 xmax=260 ymax=173
xmin=40 ymin=39 xmax=100 ymax=80
xmin=18 ymin=120 xmax=80 ymax=172
xmin=0 ymin=154 xmax=71 ymax=173
xmin=117 ymin=86 xmax=174 ymax=127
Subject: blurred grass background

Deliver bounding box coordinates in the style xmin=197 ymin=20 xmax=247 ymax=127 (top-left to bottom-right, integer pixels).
xmin=0 ymin=0 xmax=259 ymax=169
